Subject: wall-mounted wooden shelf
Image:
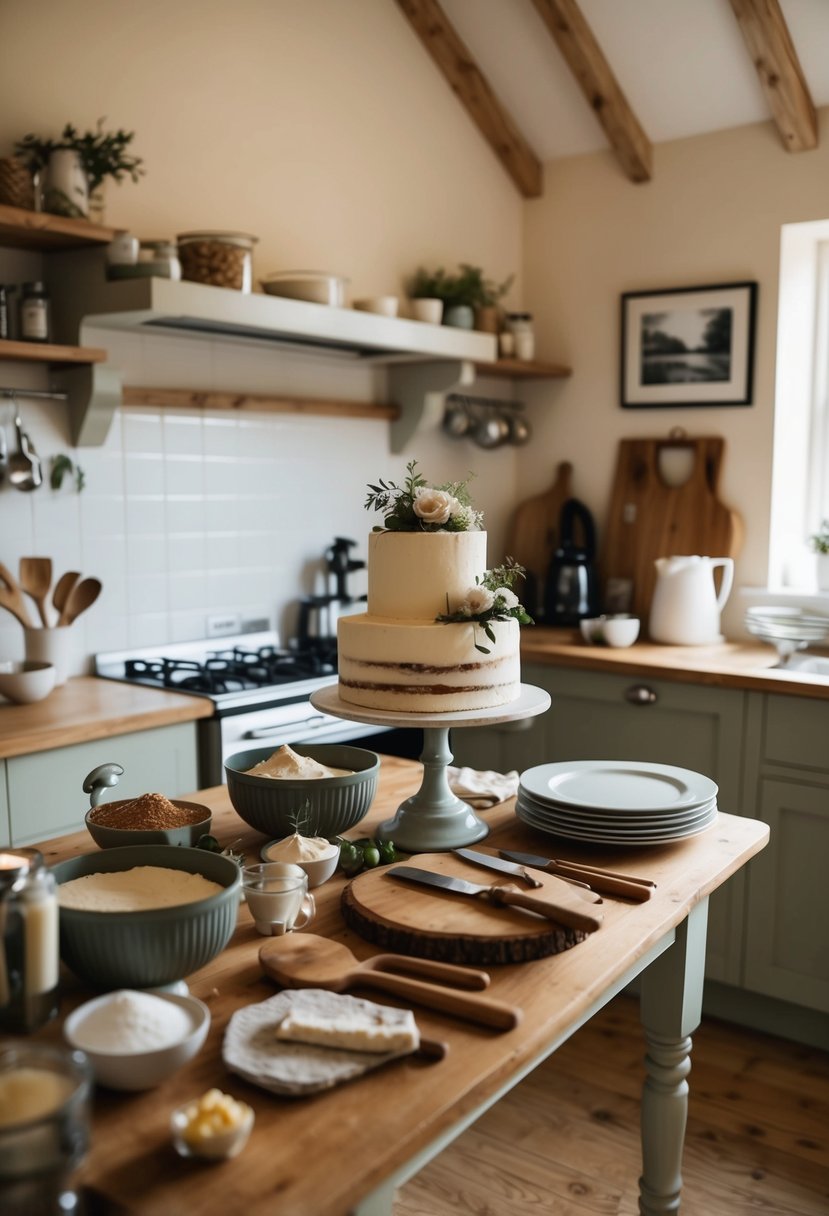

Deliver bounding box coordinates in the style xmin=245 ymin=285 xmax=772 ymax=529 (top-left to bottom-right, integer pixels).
xmin=0 ymin=339 xmax=107 ymax=365
xmin=122 ymin=386 xmax=399 ymax=421
xmin=474 ymin=358 xmax=572 ymax=380
xmin=0 ymin=204 xmax=119 ymax=251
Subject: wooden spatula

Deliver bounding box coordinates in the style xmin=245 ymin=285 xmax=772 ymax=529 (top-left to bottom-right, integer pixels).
xmin=19 ymin=557 xmax=53 ymax=627
xmin=52 ymin=571 xmax=80 ymax=622
xmin=58 ymin=576 xmax=101 ymax=625
xmin=0 ymin=562 xmax=33 ymax=627
xmin=259 ymin=935 xmax=521 ymax=1032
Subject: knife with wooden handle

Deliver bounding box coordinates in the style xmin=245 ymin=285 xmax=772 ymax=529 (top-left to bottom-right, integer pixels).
xmin=388 ymin=866 xmax=603 ymax=934
xmin=500 ymin=850 xmax=655 ymax=902
xmin=452 ymin=848 xmax=603 ymax=903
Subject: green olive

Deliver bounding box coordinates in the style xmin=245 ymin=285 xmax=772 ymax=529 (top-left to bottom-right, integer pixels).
xmin=362 ymin=845 xmax=381 ymax=868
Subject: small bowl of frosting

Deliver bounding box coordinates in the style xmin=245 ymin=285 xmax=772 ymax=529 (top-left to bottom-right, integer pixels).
xmin=260 ymin=832 xmax=340 ymax=888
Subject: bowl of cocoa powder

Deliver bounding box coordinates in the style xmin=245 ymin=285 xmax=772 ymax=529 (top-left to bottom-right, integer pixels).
xmin=85 ymin=792 xmax=212 ymax=850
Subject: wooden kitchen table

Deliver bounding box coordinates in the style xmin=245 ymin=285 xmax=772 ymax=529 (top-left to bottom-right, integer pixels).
xmin=31 ymin=757 xmax=768 ymax=1216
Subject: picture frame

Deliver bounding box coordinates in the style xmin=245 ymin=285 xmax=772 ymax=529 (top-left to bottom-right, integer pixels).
xmin=620 ymin=282 xmax=757 ymax=408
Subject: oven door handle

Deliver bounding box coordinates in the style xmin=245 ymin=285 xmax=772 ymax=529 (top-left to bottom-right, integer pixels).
xmin=244 ymin=714 xmax=329 ymax=740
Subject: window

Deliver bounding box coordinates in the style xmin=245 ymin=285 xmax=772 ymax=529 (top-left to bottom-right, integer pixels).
xmin=769 ymin=219 xmax=829 ymax=591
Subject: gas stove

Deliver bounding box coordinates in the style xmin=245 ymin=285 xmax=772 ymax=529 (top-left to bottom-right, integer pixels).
xmin=96 ymin=631 xmax=337 ymax=711
xmin=95 ymin=630 xmax=387 ymax=786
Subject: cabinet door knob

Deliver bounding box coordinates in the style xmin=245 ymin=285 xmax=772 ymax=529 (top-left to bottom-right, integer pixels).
xmin=625 ymin=685 xmax=657 ymax=705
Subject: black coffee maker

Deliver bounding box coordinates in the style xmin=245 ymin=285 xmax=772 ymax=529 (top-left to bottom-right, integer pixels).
xmin=543 ymin=498 xmax=600 ymax=625
xmin=296 ymin=538 xmax=366 ymax=655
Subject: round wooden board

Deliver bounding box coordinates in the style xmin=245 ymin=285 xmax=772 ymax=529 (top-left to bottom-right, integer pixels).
xmin=341 ymin=852 xmax=588 ymax=965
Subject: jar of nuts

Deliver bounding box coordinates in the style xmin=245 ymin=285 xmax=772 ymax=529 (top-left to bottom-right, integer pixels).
xmin=176 ymin=231 xmax=258 ymax=292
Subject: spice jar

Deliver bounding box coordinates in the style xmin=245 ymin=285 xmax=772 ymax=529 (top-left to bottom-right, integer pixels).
xmin=177 ymin=231 xmax=257 ymax=292
xmin=506 ymin=311 xmax=535 ymax=361
xmin=0 ymin=848 xmax=59 ymax=1033
xmin=19 ymin=281 xmax=51 ymax=343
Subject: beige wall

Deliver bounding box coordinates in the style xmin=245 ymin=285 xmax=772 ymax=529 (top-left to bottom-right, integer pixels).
xmin=520 ymin=112 xmax=829 ymax=632
xmin=0 ymin=0 xmax=521 ymax=300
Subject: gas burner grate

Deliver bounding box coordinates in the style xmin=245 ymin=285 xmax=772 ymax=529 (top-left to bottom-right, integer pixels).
xmin=122 ymin=644 xmax=336 ymax=696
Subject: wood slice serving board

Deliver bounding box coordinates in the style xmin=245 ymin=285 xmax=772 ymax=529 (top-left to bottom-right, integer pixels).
xmin=600 ymin=434 xmax=743 ymax=620
xmin=342 ymin=851 xmax=592 ymax=965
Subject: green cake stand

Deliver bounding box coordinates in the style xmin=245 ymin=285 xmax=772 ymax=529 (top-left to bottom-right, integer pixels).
xmin=310 ymin=684 xmax=551 ymax=852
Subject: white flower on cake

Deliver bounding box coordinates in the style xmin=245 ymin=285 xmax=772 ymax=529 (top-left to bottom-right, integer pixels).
xmin=438 ymin=558 xmax=533 ymax=653
xmin=413 ymin=487 xmax=460 ymax=525
xmin=364 ymin=460 xmax=483 ymax=533
xmin=461 ymin=586 xmax=495 ymax=615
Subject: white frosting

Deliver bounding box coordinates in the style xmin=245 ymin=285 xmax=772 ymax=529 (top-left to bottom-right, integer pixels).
xmin=367 ymin=531 xmax=486 ymax=619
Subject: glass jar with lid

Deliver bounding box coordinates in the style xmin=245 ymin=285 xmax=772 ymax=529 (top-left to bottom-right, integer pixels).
xmin=138 ymin=240 xmax=182 ymax=280
xmin=0 ymin=848 xmax=59 ymax=1033
xmin=176 ymin=231 xmax=257 ymax=292
xmin=506 ymin=311 xmax=535 ymax=361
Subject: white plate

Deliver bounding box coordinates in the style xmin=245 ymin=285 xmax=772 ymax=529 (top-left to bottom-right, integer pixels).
xmin=516 ymin=787 xmax=718 ymax=826
xmin=515 ymin=795 xmax=717 ymax=835
xmin=515 ymin=799 xmax=718 ymax=845
xmin=520 ymin=760 xmax=717 ymax=813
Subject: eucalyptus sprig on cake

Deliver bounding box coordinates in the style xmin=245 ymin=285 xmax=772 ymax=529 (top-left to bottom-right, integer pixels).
xmin=364 ymin=460 xmax=483 ymax=533
xmin=437 ymin=558 xmax=533 ymax=653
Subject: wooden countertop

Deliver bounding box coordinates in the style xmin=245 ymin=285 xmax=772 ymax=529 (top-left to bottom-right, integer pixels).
xmin=0 ymin=676 xmax=213 ymax=760
xmin=32 ymin=758 xmax=768 ymax=1216
xmin=522 ymin=628 xmax=829 ymax=700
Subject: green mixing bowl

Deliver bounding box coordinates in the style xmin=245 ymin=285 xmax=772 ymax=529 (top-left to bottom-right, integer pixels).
xmin=51 ymin=845 xmax=241 ymax=990
xmin=224 ymin=744 xmax=379 ymax=838
xmin=84 ymin=800 xmax=212 ymax=849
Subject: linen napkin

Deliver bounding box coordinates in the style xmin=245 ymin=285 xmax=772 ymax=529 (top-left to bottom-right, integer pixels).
xmin=447 ymin=766 xmax=520 ymax=809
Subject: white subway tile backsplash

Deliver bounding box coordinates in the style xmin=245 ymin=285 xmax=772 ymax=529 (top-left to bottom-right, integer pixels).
xmin=169 ymin=611 xmax=209 ymax=642
xmin=125 ymin=534 xmax=168 ymax=576
xmin=128 ymin=612 xmax=172 ymax=648
xmin=126 ymin=572 xmax=168 ymax=615
xmin=125 ymin=498 xmax=166 ymax=535
xmin=164 ymin=456 xmax=204 ymax=497
xmin=167 ymin=498 xmax=207 ymax=533
xmin=168 ymin=572 xmax=207 ymax=612
xmin=80 ymin=494 xmax=127 ymax=537
xmin=163 ymin=415 xmax=203 ymax=457
xmin=203 ymin=417 xmax=238 ymax=457
xmin=168 ymin=534 xmax=206 ymax=574
xmin=122 ymin=411 xmax=164 ymax=454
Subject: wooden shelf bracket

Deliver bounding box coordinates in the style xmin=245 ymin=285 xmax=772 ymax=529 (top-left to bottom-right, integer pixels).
xmin=388 ymin=360 xmax=475 ymax=452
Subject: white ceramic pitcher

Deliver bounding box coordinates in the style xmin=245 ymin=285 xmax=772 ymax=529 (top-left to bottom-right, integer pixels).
xmin=649 ymin=555 xmax=734 ymax=645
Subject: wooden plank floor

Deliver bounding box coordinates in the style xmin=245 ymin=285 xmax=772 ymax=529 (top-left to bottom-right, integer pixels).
xmin=395 ymin=994 xmax=829 ymax=1216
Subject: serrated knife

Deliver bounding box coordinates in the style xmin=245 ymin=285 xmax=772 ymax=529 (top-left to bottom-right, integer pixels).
xmin=452 ymin=848 xmax=603 ymax=904
xmin=499 ymin=851 xmax=655 ymax=902
xmin=388 ymin=866 xmax=602 ymax=934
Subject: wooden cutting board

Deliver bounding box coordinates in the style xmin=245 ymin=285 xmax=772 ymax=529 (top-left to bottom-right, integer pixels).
xmin=600 ymin=433 xmax=743 ymax=621
xmin=506 ymin=461 xmax=573 ymax=617
xmin=341 ymin=850 xmax=592 ymax=965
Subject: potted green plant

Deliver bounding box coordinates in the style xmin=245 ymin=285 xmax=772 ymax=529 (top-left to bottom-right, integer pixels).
xmin=15 ymin=120 xmax=144 ymax=221
xmin=808 ymin=519 xmax=829 ymax=591
xmin=406 ymin=263 xmax=513 ymax=330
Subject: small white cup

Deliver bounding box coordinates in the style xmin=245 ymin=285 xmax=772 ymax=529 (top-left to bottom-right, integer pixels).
xmin=242 ymin=862 xmax=316 ymax=937
xmin=410 ymin=298 xmax=443 ymax=325
xmin=106 ymin=233 xmax=139 ymax=265
xmin=23 ymin=626 xmax=74 ymax=686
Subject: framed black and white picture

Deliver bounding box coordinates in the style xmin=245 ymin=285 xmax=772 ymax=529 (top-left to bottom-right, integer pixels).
xmin=620 ymin=282 xmax=757 ymax=408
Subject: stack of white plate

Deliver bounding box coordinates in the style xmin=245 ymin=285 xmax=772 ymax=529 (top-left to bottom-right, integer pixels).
xmin=516 ymin=760 xmax=718 ymax=846
xmin=745 ymin=606 xmax=829 ymax=659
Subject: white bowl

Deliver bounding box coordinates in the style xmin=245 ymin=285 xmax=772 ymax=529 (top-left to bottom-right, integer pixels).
xmin=260 ymin=271 xmax=348 ymax=307
xmin=260 ymin=839 xmax=340 ymax=888
xmin=353 ymin=296 xmax=399 ymax=317
xmin=579 ymin=618 xmax=604 ymax=644
xmin=602 ymin=615 xmax=641 ymax=647
xmin=171 ymin=1092 xmax=254 ymax=1160
xmin=63 ymin=990 xmax=210 ymax=1091
xmin=0 ymin=660 xmax=57 ymax=704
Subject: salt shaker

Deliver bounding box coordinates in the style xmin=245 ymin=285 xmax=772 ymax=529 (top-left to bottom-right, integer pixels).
xmin=0 ymin=848 xmax=60 ymax=1033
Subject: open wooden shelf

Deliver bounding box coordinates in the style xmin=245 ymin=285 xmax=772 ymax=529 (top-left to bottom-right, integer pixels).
xmin=474 ymin=357 xmax=572 ymax=380
xmin=0 ymin=339 xmax=107 ymax=365
xmin=122 ymin=386 xmax=400 ymax=421
xmin=0 ymin=204 xmax=119 ymax=250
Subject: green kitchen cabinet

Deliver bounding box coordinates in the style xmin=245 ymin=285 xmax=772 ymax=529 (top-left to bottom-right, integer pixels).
xmin=740 ymin=694 xmax=829 ymax=1016
xmin=452 ymin=662 xmax=747 ymax=984
xmin=7 ymin=722 xmax=199 ymax=846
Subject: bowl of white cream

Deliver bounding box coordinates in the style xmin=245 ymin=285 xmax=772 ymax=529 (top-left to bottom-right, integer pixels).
xmin=260 ymin=832 xmax=340 ymax=888
xmin=224 ymin=744 xmax=379 ymax=840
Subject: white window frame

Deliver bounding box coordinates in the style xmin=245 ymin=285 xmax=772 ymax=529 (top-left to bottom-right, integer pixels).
xmin=768 ymin=219 xmax=829 ymax=593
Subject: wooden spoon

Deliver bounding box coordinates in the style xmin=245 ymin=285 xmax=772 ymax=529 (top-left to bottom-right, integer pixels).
xmin=19 ymin=557 xmax=53 ymax=627
xmin=259 ymin=934 xmax=520 ymax=1032
xmin=0 ymin=562 xmax=33 ymax=627
xmin=58 ymin=577 xmax=101 ymax=626
xmin=52 ymin=571 xmax=81 ymax=622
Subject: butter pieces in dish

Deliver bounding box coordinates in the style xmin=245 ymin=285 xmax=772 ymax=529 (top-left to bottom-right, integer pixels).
xmin=222 ymin=990 xmax=422 ymax=1095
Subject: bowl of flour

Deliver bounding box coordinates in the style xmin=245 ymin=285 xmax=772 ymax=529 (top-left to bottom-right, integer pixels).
xmin=51 ymin=846 xmax=241 ymax=990
xmin=64 ymin=989 xmax=210 ymax=1090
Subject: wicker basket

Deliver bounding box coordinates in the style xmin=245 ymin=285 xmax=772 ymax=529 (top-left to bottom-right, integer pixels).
xmin=0 ymin=157 xmax=35 ymax=209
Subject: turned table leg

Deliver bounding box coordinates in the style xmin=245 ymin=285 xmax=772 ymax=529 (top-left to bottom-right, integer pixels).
xmin=638 ymin=899 xmax=709 ymax=1215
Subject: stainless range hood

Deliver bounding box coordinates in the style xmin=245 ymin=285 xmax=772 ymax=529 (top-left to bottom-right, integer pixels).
xmin=48 ymin=249 xmax=496 ymax=444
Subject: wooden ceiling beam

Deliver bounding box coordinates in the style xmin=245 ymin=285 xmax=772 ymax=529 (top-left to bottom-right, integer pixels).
xmin=531 ymin=0 xmax=652 ymax=183
xmin=728 ymin=0 xmax=817 ymax=152
xmin=395 ymin=0 xmax=543 ymax=198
